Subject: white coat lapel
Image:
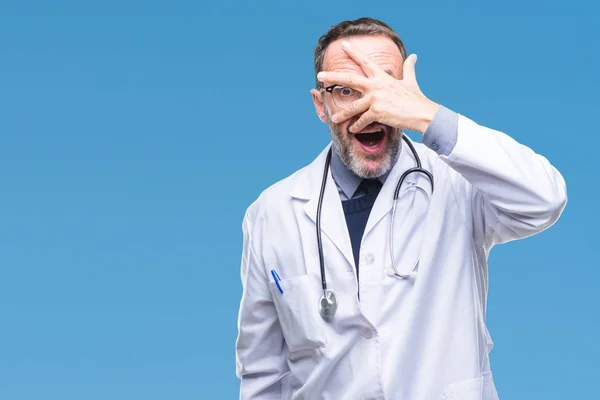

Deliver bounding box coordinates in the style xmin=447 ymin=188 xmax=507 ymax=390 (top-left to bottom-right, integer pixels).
xmin=290 ymin=145 xmax=355 ymax=269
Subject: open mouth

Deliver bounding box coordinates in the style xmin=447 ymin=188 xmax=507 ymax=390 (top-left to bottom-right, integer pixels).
xmin=355 ymin=130 xmax=384 ymax=146
xmin=354 ymin=127 xmax=386 ymax=154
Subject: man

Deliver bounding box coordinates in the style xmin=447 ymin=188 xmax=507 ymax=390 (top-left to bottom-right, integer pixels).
xmin=235 ymin=17 xmax=567 ymax=400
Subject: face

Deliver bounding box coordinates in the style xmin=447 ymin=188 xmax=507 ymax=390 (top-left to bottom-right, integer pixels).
xmin=311 ymin=35 xmax=404 ymax=179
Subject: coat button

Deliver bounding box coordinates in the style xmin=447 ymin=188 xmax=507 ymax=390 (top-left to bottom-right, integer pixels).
xmin=363 ymin=328 xmax=374 ymax=339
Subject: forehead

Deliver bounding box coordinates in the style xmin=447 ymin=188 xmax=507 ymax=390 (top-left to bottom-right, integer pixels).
xmin=322 ymin=35 xmax=403 ymax=78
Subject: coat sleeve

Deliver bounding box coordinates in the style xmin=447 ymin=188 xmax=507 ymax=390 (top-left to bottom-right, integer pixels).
xmin=235 ymin=206 xmax=290 ymax=399
xmin=437 ymin=112 xmax=567 ymax=248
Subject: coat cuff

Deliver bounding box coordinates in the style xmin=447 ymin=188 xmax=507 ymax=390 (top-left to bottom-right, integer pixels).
xmin=422 ymin=105 xmax=458 ymax=156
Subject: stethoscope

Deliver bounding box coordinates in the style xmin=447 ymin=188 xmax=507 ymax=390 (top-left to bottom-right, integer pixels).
xmin=317 ymin=134 xmax=434 ymax=319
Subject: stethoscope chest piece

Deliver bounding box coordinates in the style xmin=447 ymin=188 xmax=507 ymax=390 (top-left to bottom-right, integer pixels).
xmin=318 ymin=290 xmax=338 ymax=319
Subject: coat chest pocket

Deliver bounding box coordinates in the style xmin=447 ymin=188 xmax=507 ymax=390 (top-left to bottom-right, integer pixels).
xmin=441 ymin=371 xmax=499 ymax=400
xmin=268 ymin=273 xmax=327 ymax=356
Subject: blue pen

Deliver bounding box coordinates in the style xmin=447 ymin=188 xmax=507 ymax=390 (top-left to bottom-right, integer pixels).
xmin=271 ymin=269 xmax=283 ymax=294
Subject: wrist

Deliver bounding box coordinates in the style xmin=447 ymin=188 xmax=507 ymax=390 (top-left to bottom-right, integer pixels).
xmin=415 ymin=99 xmax=440 ymax=134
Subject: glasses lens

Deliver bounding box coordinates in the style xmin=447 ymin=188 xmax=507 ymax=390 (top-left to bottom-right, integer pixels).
xmin=331 ymin=86 xmax=362 ymax=109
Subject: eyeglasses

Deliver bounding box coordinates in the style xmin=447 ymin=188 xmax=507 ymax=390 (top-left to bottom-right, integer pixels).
xmin=320 ymin=85 xmax=362 ymax=109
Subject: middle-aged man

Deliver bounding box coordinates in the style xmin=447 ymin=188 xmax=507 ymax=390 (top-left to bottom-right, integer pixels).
xmin=235 ymin=17 xmax=567 ymax=399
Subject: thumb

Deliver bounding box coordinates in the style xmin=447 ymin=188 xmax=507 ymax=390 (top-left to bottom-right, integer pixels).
xmin=402 ymin=53 xmax=418 ymax=83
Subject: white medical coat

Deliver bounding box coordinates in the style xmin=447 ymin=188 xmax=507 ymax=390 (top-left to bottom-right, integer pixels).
xmin=236 ymin=113 xmax=567 ymax=399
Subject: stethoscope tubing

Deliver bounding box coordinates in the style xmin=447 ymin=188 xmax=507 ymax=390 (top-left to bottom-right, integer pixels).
xmin=317 ymin=149 xmax=333 ymax=293
xmin=316 ymin=134 xmax=434 ymax=318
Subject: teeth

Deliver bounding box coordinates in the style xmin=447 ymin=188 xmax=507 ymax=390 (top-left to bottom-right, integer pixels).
xmin=358 ymin=129 xmax=383 ymax=134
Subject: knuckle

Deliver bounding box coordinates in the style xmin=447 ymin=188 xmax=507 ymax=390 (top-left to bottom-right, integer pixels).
xmin=360 ymin=99 xmax=370 ymax=111
xmin=361 ymin=96 xmax=369 ymax=106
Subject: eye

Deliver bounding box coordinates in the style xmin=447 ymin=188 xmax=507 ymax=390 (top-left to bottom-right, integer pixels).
xmin=338 ymin=86 xmax=355 ymax=97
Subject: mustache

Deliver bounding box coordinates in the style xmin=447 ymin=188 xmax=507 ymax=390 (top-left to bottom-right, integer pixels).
xmin=324 ymin=110 xmax=398 ymax=138
xmin=346 ymin=122 xmax=394 ymax=137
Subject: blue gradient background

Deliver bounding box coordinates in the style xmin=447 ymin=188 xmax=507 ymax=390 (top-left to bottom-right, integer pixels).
xmin=1 ymin=1 xmax=598 ymax=399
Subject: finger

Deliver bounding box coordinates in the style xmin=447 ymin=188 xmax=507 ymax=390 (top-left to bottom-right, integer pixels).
xmin=331 ymin=95 xmax=372 ymax=123
xmin=349 ymin=109 xmax=378 ymax=133
xmin=340 ymin=40 xmax=382 ymax=78
xmin=402 ymin=53 xmax=418 ymax=83
xmin=317 ymin=71 xmax=370 ymax=89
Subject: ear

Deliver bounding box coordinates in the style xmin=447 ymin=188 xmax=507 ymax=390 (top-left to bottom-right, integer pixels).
xmin=310 ymin=89 xmax=328 ymax=123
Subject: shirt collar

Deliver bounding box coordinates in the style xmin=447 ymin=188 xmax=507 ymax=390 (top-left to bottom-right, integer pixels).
xmin=330 ymin=145 xmax=399 ymax=199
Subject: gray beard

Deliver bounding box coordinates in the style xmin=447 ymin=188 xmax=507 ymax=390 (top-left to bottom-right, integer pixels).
xmin=325 ymin=108 xmax=401 ymax=179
